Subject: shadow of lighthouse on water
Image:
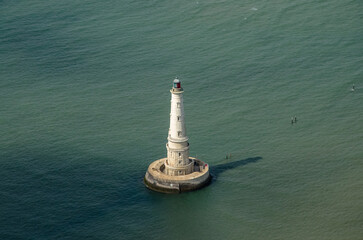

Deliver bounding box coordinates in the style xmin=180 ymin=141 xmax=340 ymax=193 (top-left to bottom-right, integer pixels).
xmin=209 ymin=157 xmax=263 ymax=182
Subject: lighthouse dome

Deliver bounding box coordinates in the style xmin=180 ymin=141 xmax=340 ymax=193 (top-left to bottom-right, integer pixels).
xmin=173 ymin=78 xmax=181 ymax=88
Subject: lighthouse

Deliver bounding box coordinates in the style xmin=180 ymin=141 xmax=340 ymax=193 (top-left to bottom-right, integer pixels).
xmin=144 ymin=78 xmax=210 ymax=193
xmin=165 ymin=78 xmax=193 ymax=176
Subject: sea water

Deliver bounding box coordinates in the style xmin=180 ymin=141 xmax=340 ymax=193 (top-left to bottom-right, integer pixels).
xmin=0 ymin=0 xmax=362 ymax=239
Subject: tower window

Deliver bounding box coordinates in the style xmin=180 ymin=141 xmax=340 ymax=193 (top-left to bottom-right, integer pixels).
xmin=178 ymin=131 xmax=182 ymax=137
xmin=177 ymin=116 xmax=180 ymax=121
xmin=177 ymin=102 xmax=181 ymax=108
xmin=179 ymin=153 xmax=181 ymax=157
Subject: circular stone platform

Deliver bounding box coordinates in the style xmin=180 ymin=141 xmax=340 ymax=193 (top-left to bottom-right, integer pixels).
xmin=144 ymin=157 xmax=211 ymax=193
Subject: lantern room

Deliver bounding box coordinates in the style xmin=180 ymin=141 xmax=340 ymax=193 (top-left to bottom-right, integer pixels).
xmin=173 ymin=78 xmax=181 ymax=88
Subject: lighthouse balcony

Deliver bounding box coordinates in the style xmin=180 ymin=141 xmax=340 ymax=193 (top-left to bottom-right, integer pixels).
xmin=166 ymin=143 xmax=189 ymax=151
xmin=170 ymin=88 xmax=184 ymax=93
xmin=168 ymin=136 xmax=189 ymax=143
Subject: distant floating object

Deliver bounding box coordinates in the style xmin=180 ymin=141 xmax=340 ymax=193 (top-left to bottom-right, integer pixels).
xmin=251 ymin=7 xmax=258 ymax=11
xmin=351 ymin=84 xmax=355 ymax=92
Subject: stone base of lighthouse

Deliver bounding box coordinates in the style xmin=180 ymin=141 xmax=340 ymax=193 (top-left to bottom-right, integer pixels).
xmin=144 ymin=157 xmax=211 ymax=193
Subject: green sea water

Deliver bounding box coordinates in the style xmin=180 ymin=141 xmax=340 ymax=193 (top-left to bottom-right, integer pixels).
xmin=1 ymin=0 xmax=362 ymax=239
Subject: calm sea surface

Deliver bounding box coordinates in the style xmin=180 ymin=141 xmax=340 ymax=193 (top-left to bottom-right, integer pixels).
xmin=1 ymin=0 xmax=362 ymax=239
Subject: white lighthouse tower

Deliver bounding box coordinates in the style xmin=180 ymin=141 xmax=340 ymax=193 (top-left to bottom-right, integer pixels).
xmin=144 ymin=78 xmax=210 ymax=193
xmin=165 ymin=78 xmax=194 ymax=176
